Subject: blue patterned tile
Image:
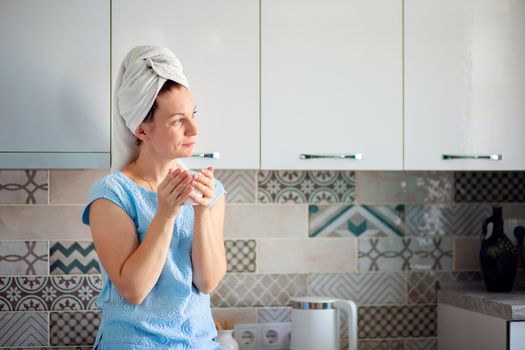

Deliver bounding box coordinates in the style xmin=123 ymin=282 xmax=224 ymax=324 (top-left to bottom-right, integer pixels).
xmin=50 ymin=241 xmax=100 ymax=275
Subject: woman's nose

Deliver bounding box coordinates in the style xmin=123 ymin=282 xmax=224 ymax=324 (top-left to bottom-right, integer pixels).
xmin=185 ymin=118 xmax=198 ymax=136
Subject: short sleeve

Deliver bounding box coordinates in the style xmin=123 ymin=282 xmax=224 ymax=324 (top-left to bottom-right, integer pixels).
xmin=81 ymin=177 xmax=132 ymax=226
xmin=209 ymin=178 xmax=227 ymax=208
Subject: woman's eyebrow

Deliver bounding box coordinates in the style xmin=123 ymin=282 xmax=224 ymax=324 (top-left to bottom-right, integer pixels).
xmin=168 ymin=105 xmax=197 ymax=118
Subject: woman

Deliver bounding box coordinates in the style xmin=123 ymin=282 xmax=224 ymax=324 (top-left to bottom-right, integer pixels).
xmin=82 ymin=45 xmax=227 ymax=349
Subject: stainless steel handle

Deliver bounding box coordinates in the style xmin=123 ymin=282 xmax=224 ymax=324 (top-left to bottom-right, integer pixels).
xmin=191 ymin=152 xmax=220 ymax=159
xmin=442 ymin=154 xmax=502 ymax=161
xmin=300 ymin=153 xmax=364 ymax=160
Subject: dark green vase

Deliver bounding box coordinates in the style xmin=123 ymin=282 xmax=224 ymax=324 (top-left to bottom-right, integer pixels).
xmin=480 ymin=206 xmax=517 ymax=292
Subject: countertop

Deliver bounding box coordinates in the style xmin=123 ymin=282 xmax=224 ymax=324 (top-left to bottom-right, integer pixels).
xmin=438 ymin=287 xmax=525 ymax=320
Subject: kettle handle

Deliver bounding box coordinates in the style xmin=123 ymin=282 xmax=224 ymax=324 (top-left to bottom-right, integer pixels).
xmin=334 ymin=300 xmax=358 ymax=350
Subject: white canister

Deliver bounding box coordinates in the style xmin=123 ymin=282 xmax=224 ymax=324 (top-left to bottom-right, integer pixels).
xmin=216 ymin=329 xmax=239 ymax=350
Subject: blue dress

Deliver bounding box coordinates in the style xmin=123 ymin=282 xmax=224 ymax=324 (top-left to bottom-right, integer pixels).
xmin=81 ymin=170 xmax=227 ymax=349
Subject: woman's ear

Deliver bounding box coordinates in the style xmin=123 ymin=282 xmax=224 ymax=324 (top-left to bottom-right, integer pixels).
xmin=135 ymin=124 xmax=148 ymax=143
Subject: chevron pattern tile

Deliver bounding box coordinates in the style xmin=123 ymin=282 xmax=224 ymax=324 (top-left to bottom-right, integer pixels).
xmin=50 ymin=241 xmax=100 ymax=275
xmin=358 ymin=305 xmax=436 ymax=339
xmin=214 ymin=170 xmax=256 ymax=203
xmin=211 ymin=274 xmax=307 ymax=307
xmin=359 ymin=238 xmax=452 ymax=271
xmin=257 ymin=307 xmax=292 ymax=323
xmin=50 ymin=311 xmax=101 ymax=346
xmin=258 ymin=170 xmax=355 ymax=204
xmin=0 ymin=170 xmax=48 ymax=204
xmin=0 ymin=312 xmax=48 ymax=346
xmin=408 ymin=271 xmax=482 ymax=304
xmin=357 ymin=339 xmax=405 ymax=349
xmin=406 ymin=338 xmax=438 ymax=350
xmin=455 ymin=171 xmax=525 ymax=203
xmin=407 ymin=204 xmax=492 ymax=236
xmin=309 ymin=204 xmax=405 ymax=238
xmin=0 ymin=241 xmax=48 ymax=275
xmin=308 ymin=272 xmax=406 ymax=305
xmin=0 ymin=275 xmax=102 ymax=311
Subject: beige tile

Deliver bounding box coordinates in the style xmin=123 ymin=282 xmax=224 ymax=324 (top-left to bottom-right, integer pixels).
xmin=503 ymin=204 xmax=525 ymax=219
xmin=0 ymin=205 xmax=91 ymax=240
xmin=257 ymin=238 xmax=357 ymax=273
xmin=50 ymin=169 xmax=109 ymax=204
xmin=211 ymin=307 xmax=258 ymax=328
xmin=224 ymin=205 xmax=308 ymax=239
xmin=453 ymin=237 xmax=481 ymax=271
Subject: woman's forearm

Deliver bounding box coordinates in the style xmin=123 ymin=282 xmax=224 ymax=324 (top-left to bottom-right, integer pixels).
xmin=191 ymin=208 xmax=227 ymax=294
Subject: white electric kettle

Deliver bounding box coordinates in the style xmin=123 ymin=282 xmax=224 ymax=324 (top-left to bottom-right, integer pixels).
xmin=290 ymin=297 xmax=357 ymax=350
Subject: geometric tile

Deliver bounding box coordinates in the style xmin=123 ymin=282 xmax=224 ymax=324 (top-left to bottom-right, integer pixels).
xmin=406 ymin=338 xmax=438 ymax=350
xmin=358 ymin=238 xmax=453 ymax=271
xmin=407 ymin=204 xmax=492 ymax=236
xmin=0 ymin=170 xmax=48 ymax=204
xmin=356 ymin=171 xmax=453 ymax=205
xmin=50 ymin=311 xmax=101 ymax=346
xmin=257 ymin=307 xmax=292 ymax=323
xmin=0 ymin=241 xmax=48 ymax=275
xmin=0 ymin=312 xmax=48 ymax=346
xmin=211 ymin=274 xmax=307 ymax=307
xmin=357 ymin=339 xmax=405 ymax=350
xmin=455 ymin=171 xmax=525 ymax=203
xmin=358 ymin=305 xmax=436 ymax=339
xmin=50 ymin=241 xmax=100 ymax=275
xmin=225 ymin=240 xmax=256 ymax=273
xmin=309 ymin=204 xmax=405 ymax=238
xmin=258 ymin=170 xmax=355 ymax=204
xmin=407 ymin=271 xmax=482 ymax=304
xmin=214 ymin=170 xmax=256 ymax=203
xmin=0 ymin=275 xmax=102 ymax=311
xmin=308 ymin=272 xmax=406 ymax=305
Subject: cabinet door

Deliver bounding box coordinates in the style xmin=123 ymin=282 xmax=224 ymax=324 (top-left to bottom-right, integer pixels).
xmin=0 ymin=0 xmax=110 ymax=168
xmin=405 ymin=0 xmax=525 ymax=170
xmin=261 ymin=0 xmax=402 ymax=170
xmin=112 ymin=0 xmax=259 ymax=169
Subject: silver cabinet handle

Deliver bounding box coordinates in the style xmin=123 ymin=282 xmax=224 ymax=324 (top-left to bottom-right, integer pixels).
xmin=442 ymin=154 xmax=502 ymax=160
xmin=192 ymin=152 xmax=220 ymax=159
xmin=300 ymin=153 xmax=364 ymax=160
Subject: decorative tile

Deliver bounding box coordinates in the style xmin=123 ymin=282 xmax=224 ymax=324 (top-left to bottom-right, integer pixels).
xmin=225 ymin=240 xmax=256 ymax=273
xmin=455 ymin=171 xmax=525 ymax=203
xmin=408 ymin=271 xmax=482 ymax=304
xmin=0 ymin=275 xmax=102 ymax=311
xmin=358 ymin=238 xmax=452 ymax=271
xmin=406 ymin=338 xmax=437 ymax=350
xmin=50 ymin=311 xmax=101 ymax=346
xmin=309 ymin=272 xmax=406 ymax=305
xmin=50 ymin=241 xmax=100 ymax=275
xmin=49 ymin=169 xmax=109 ymax=204
xmin=257 ymin=307 xmax=292 ymax=323
xmin=357 ymin=339 xmax=405 ymax=350
xmin=211 ymin=274 xmax=307 ymax=307
xmin=0 ymin=170 xmax=48 ymax=204
xmin=407 ymin=204 xmax=491 ymax=236
xmin=0 ymin=312 xmax=48 ymax=347
xmin=356 ymin=171 xmax=453 ymax=205
xmin=358 ymin=305 xmax=436 ymax=339
xmin=309 ymin=204 xmax=405 ymax=238
xmin=258 ymin=170 xmax=355 ymax=204
xmin=214 ymin=170 xmax=256 ymax=203
xmin=0 ymin=241 xmax=48 ymax=275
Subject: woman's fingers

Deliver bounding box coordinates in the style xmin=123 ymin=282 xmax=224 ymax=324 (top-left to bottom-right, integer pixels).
xmin=191 ymin=180 xmax=213 ymax=198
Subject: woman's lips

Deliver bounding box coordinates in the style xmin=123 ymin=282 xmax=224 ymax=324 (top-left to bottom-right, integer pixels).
xmin=183 ymin=142 xmax=195 ymax=147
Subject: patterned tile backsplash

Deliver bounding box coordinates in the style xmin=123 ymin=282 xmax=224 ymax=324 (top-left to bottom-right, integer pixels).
xmin=0 ymin=169 xmax=524 ymax=349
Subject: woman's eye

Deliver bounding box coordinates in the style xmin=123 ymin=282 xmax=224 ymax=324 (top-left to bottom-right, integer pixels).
xmin=172 ymin=119 xmax=183 ymax=125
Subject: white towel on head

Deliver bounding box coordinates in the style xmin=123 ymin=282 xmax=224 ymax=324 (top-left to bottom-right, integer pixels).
xmin=111 ymin=45 xmax=190 ymax=171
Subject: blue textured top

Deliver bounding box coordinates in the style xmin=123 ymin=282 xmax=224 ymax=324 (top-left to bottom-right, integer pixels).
xmin=81 ymin=170 xmax=227 ymax=350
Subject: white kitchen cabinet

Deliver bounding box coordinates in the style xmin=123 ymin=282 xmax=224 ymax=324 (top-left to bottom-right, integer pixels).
xmin=0 ymin=0 xmax=110 ymax=169
xmin=405 ymin=0 xmax=525 ymax=170
xmin=261 ymin=0 xmax=403 ymax=170
xmin=112 ymin=0 xmax=259 ymax=169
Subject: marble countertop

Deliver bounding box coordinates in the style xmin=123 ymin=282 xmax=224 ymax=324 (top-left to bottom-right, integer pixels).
xmin=438 ymin=288 xmax=525 ymax=320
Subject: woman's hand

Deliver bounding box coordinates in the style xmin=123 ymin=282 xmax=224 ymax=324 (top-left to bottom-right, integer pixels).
xmin=190 ymin=166 xmax=216 ymax=210
xmin=156 ymin=168 xmax=193 ymax=220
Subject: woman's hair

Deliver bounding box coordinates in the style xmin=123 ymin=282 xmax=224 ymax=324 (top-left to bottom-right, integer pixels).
xmin=136 ymin=80 xmax=183 ymax=145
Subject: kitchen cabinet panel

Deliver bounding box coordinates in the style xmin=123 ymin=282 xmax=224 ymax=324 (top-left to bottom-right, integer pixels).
xmin=405 ymin=0 xmax=525 ymax=170
xmin=0 ymin=0 xmax=110 ymax=169
xmin=112 ymin=0 xmax=259 ymax=169
xmin=261 ymin=0 xmax=403 ymax=170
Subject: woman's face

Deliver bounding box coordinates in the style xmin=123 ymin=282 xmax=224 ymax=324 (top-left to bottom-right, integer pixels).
xmin=143 ymin=85 xmax=198 ymax=159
